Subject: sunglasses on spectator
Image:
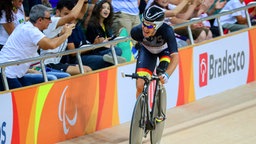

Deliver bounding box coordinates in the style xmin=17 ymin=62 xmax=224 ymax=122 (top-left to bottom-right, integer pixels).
xmin=142 ymin=21 xmax=155 ymax=29
xmin=42 ymin=17 xmax=51 ymax=21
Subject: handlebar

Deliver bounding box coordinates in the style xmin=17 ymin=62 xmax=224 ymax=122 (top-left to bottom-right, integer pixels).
xmin=122 ymin=73 xmax=160 ymax=84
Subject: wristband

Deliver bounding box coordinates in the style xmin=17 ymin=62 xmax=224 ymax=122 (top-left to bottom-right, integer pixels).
xmin=164 ymin=72 xmax=169 ymax=79
xmin=161 ymin=73 xmax=169 ymax=84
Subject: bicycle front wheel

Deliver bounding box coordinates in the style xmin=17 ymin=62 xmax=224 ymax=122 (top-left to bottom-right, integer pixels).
xmin=150 ymin=86 xmax=167 ymax=144
xmin=129 ymin=94 xmax=146 ymax=144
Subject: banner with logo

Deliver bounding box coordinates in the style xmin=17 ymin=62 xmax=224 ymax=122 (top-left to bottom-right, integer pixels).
xmin=194 ymin=32 xmax=250 ymax=99
xmin=5 ymin=69 xmax=119 ymax=144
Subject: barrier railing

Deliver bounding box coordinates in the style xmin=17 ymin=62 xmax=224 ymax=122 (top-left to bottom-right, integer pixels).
xmin=1 ymin=2 xmax=256 ymax=91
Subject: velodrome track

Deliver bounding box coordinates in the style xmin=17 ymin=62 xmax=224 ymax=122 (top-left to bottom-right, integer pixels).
xmin=57 ymin=81 xmax=256 ymax=144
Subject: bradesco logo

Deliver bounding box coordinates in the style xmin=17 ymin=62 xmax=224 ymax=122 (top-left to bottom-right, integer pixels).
xmin=58 ymin=86 xmax=78 ymax=135
xmin=199 ymin=50 xmax=245 ymax=87
xmin=199 ymin=53 xmax=208 ymax=87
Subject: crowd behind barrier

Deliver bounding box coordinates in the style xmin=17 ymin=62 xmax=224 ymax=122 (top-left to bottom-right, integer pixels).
xmin=1 ymin=2 xmax=256 ymax=91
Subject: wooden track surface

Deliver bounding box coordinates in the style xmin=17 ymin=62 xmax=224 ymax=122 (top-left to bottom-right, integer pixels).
xmin=57 ymin=81 xmax=256 ymax=144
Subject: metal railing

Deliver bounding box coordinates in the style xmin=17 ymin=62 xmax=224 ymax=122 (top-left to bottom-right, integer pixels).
xmin=1 ymin=2 xmax=256 ymax=91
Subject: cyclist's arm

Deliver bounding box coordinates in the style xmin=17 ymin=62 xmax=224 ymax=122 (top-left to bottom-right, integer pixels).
xmin=162 ymin=24 xmax=179 ymax=77
xmin=165 ymin=53 xmax=179 ymax=77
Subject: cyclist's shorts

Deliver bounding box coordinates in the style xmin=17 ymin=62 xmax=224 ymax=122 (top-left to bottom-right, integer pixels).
xmin=136 ymin=46 xmax=171 ymax=77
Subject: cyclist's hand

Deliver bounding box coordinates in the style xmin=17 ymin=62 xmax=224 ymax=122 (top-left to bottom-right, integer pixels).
xmin=159 ymin=73 xmax=169 ymax=84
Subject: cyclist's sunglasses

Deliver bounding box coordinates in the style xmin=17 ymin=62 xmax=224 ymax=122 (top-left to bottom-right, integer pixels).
xmin=142 ymin=21 xmax=155 ymax=29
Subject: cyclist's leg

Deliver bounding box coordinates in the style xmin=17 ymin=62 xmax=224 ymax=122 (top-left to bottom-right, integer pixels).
xmin=135 ymin=46 xmax=157 ymax=97
xmin=154 ymin=51 xmax=169 ymax=121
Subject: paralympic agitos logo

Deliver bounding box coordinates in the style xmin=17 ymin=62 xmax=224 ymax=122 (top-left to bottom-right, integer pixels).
xmin=199 ymin=50 xmax=245 ymax=87
xmin=58 ymin=86 xmax=78 ymax=135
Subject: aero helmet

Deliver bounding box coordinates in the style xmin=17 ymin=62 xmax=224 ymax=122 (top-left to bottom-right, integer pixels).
xmin=143 ymin=5 xmax=165 ymax=30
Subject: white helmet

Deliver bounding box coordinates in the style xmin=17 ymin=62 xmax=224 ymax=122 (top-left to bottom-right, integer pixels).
xmin=142 ymin=5 xmax=165 ymax=30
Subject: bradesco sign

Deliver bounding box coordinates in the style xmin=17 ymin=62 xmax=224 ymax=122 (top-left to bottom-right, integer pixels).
xmin=193 ymin=32 xmax=250 ymax=99
xmin=200 ymin=50 xmax=246 ymax=86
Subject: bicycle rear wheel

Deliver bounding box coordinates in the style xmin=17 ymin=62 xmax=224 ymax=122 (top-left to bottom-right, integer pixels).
xmin=129 ymin=94 xmax=146 ymax=144
xmin=150 ymin=86 xmax=167 ymax=144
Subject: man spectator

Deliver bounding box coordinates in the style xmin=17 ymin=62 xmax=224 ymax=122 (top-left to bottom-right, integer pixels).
xmin=0 ymin=4 xmax=74 ymax=91
xmin=40 ymin=0 xmax=92 ymax=75
xmin=109 ymin=0 xmax=141 ymax=36
xmin=213 ymin=0 xmax=248 ymax=32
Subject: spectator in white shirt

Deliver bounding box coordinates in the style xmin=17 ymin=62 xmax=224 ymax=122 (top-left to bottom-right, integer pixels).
xmin=0 ymin=4 xmax=74 ymax=91
xmin=213 ymin=0 xmax=248 ymax=32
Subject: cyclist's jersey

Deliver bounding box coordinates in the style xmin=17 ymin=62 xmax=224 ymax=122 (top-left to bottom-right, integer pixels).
xmin=131 ymin=23 xmax=178 ymax=55
xmin=131 ymin=23 xmax=178 ymax=76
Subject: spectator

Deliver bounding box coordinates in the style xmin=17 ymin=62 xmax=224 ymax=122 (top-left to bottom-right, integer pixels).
xmin=86 ymin=0 xmax=126 ymax=64
xmin=81 ymin=2 xmax=95 ymax=31
xmin=213 ymin=0 xmax=248 ymax=32
xmin=109 ymin=0 xmax=141 ymax=36
xmin=0 ymin=4 xmax=74 ymax=91
xmin=147 ymin=0 xmax=212 ymax=44
xmin=207 ymin=0 xmax=228 ymax=37
xmin=146 ymin=0 xmax=191 ymax=16
xmin=40 ymin=0 xmax=92 ymax=75
xmin=207 ymin=0 xmax=228 ymax=16
xmin=64 ymin=21 xmax=117 ymax=70
xmin=0 ymin=0 xmax=68 ymax=84
xmin=170 ymin=0 xmax=213 ymax=43
xmin=0 ymin=0 xmax=25 ymax=50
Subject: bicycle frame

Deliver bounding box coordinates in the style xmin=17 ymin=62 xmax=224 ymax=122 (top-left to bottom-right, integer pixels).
xmin=123 ymin=72 xmax=166 ymax=144
xmin=141 ymin=75 xmax=161 ymax=130
xmin=123 ymin=73 xmax=161 ymax=130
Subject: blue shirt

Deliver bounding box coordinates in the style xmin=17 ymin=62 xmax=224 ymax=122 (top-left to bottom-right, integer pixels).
xmin=111 ymin=0 xmax=140 ymax=15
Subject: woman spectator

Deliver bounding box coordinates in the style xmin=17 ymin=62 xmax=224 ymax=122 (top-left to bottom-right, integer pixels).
xmin=86 ymin=0 xmax=126 ymax=64
xmin=0 ymin=0 xmax=25 ymax=50
xmin=63 ymin=20 xmax=118 ymax=70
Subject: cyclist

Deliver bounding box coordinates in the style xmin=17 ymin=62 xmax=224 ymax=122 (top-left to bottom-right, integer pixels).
xmin=130 ymin=5 xmax=179 ymax=98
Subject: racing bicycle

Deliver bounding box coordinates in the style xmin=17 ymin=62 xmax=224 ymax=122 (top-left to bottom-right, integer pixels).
xmin=122 ymin=73 xmax=167 ymax=144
